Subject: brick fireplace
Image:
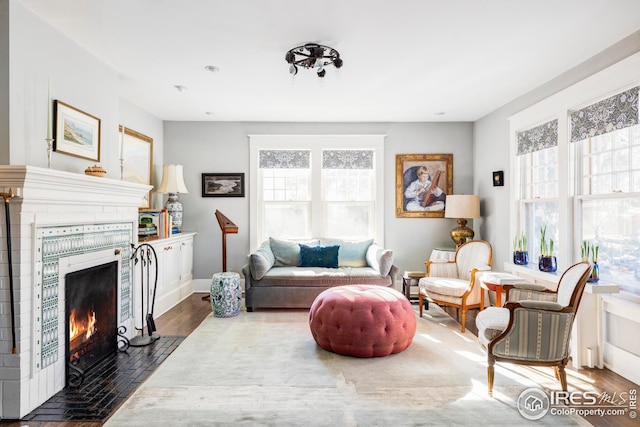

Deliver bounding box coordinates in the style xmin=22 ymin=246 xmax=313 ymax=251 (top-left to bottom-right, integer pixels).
xmin=0 ymin=165 xmax=151 ymax=419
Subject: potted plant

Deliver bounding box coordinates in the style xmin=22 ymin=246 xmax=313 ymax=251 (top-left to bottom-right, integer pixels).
xmin=582 ymin=240 xmax=600 ymax=283
xmin=538 ymin=225 xmax=557 ymax=272
xmin=513 ymin=231 xmax=528 ymax=265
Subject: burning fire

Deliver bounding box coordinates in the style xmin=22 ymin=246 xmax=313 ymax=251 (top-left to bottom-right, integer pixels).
xmin=69 ymin=308 xmax=97 ymax=341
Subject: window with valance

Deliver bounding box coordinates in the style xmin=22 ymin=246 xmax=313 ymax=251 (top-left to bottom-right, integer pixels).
xmin=250 ymin=136 xmax=384 ymax=247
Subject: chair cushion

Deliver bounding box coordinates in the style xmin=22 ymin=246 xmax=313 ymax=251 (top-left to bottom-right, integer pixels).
xmin=418 ymin=277 xmax=469 ymax=298
xmin=475 ymin=307 xmax=510 ymax=347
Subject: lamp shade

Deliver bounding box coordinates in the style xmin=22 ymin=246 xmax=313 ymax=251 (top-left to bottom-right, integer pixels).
xmin=445 ymin=195 xmax=480 ymax=219
xmin=157 ymin=165 xmax=189 ymax=194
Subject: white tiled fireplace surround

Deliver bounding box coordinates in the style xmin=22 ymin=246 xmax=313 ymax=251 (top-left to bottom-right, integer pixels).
xmin=0 ymin=165 xmax=151 ymax=419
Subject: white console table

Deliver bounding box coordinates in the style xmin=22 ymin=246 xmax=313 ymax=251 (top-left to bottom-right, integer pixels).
xmin=137 ymin=232 xmax=196 ymax=318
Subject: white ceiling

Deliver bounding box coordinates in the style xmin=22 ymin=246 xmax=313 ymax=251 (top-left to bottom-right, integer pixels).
xmin=21 ymin=0 xmax=640 ymax=122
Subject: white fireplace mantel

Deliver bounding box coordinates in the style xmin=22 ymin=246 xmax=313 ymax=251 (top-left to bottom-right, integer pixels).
xmin=0 ymin=165 xmax=152 ymax=419
xmin=0 ymin=165 xmax=152 ymax=208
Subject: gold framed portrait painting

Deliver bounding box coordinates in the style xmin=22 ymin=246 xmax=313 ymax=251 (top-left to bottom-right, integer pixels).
xmin=396 ymin=153 xmax=453 ymax=218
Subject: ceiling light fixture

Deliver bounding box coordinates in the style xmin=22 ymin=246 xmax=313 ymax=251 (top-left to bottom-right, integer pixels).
xmin=174 ymin=85 xmax=187 ymax=93
xmin=285 ymin=43 xmax=343 ymax=78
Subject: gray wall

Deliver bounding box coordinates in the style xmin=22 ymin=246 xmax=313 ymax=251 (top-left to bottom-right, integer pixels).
xmin=163 ymin=122 xmax=473 ymax=280
xmin=3 ymin=1 xmax=164 ymax=180
xmin=473 ymin=30 xmax=640 ymax=270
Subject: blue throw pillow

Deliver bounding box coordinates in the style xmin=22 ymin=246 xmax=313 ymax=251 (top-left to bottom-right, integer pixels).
xmin=298 ymin=244 xmax=339 ymax=268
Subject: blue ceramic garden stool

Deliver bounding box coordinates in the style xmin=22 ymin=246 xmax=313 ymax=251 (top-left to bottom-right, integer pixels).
xmin=211 ymin=272 xmax=242 ymax=317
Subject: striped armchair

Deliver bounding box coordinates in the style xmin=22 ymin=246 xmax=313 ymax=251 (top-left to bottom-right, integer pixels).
xmin=418 ymin=240 xmax=492 ymax=332
xmin=475 ymin=261 xmax=591 ymax=396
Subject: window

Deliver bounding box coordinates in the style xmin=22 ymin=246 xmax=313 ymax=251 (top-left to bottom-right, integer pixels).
xmin=515 ymin=120 xmax=559 ymax=260
xmin=322 ymin=150 xmax=375 ymax=239
xmin=261 ymin=153 xmax=311 ymax=239
xmin=249 ymin=135 xmax=385 ymax=249
xmin=571 ymin=86 xmax=640 ymax=294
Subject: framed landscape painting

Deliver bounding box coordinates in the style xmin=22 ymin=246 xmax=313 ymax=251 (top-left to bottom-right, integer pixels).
xmin=54 ymin=100 xmax=101 ymax=161
xmin=395 ymin=153 xmax=453 ymax=218
xmin=202 ymin=173 xmax=245 ymax=197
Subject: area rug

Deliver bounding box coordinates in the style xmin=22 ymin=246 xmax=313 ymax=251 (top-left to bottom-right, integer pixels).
xmin=105 ymin=305 xmax=589 ymax=426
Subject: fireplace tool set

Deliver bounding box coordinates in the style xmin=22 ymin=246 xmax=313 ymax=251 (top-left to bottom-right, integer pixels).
xmin=129 ymin=243 xmax=160 ymax=346
xmin=1 ymin=189 xmax=17 ymax=354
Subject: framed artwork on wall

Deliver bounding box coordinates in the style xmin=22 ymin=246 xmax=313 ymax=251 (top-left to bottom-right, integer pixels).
xmin=492 ymin=170 xmax=504 ymax=186
xmin=202 ymin=173 xmax=245 ymax=197
xmin=121 ymin=126 xmax=153 ymax=209
xmin=395 ymin=153 xmax=453 ymax=218
xmin=53 ymin=100 xmax=101 ymax=161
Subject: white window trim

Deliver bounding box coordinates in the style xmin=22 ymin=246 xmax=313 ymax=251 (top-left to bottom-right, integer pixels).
xmin=248 ymin=134 xmax=386 ymax=251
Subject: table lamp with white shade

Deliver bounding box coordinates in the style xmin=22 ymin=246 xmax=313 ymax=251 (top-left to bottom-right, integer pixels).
xmin=444 ymin=194 xmax=480 ymax=246
xmin=157 ymin=164 xmax=189 ymax=233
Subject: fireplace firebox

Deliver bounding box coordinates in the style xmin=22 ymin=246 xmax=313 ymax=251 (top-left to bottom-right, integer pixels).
xmin=65 ymin=261 xmax=119 ymax=386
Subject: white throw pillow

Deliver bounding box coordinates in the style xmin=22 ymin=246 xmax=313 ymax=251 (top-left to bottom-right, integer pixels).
xmin=366 ymin=244 xmax=394 ymax=276
xmin=320 ymin=238 xmax=373 ymax=267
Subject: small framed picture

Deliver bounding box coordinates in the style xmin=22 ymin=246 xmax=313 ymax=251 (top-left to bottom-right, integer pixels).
xmin=202 ymin=173 xmax=245 ymax=197
xmin=54 ymin=100 xmax=101 ymax=161
xmin=493 ymin=171 xmax=504 ymax=187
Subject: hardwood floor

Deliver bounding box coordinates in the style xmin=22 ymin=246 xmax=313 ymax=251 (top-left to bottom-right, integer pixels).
xmin=0 ymin=295 xmax=636 ymax=426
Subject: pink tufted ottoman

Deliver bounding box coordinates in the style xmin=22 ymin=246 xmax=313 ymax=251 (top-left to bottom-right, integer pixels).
xmin=308 ymin=285 xmax=417 ymax=357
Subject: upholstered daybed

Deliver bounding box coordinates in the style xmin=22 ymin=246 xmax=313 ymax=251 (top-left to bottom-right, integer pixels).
xmin=241 ymin=238 xmax=397 ymax=311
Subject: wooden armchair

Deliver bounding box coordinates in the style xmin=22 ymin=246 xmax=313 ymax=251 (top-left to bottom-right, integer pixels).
xmin=418 ymin=240 xmax=492 ymax=332
xmin=475 ymin=261 xmax=591 ymax=396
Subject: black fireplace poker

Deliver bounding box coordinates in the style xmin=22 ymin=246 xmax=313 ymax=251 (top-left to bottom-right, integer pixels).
xmin=1 ymin=189 xmax=17 ymax=354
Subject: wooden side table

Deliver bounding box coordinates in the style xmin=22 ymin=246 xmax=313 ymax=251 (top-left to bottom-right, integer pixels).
xmin=402 ymin=271 xmax=424 ymax=303
xmin=480 ymin=281 xmax=506 ymax=309
xmin=478 ymin=272 xmax=530 ymax=310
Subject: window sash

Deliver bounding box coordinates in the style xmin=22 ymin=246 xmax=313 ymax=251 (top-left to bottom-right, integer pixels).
xmin=574 ymin=124 xmax=640 ymax=195
xmin=575 ymin=194 xmax=640 ymax=294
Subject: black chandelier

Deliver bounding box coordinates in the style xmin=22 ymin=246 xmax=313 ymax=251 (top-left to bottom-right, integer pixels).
xmin=285 ymin=43 xmax=343 ymax=78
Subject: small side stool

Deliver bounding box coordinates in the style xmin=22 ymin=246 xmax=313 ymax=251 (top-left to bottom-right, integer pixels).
xmin=211 ymin=272 xmax=241 ymax=317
